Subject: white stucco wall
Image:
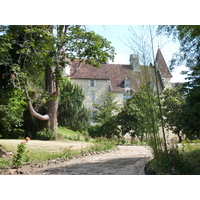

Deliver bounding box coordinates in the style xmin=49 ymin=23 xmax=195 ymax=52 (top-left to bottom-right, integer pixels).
xmin=71 ymin=79 xmax=111 ymax=110
xmin=112 ymin=92 xmax=124 ymax=109
xmin=163 ymin=77 xmax=173 ymax=89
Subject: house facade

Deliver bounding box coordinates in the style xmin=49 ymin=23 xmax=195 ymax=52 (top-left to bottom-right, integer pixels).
xmin=69 ymin=49 xmax=173 ymax=118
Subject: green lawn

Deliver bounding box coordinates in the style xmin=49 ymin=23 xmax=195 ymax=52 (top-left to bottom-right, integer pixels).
xmin=0 ymin=139 xmax=92 ymax=162
xmin=0 ymin=127 xmax=93 ymax=165
xmin=0 ymin=127 xmax=116 ymax=168
xmin=58 ymin=126 xmax=94 ymax=142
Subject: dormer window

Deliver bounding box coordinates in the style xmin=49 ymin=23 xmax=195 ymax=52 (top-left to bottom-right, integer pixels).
xmin=124 ymin=88 xmax=133 ymax=101
xmin=90 ymin=80 xmax=95 ymax=87
xmin=124 ymin=77 xmax=130 ymax=87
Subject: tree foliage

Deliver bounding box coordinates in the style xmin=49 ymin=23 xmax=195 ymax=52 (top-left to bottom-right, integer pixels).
xmin=158 ymin=25 xmax=200 ymax=140
xmin=183 ymin=85 xmax=200 ymax=139
xmin=157 ymin=25 xmax=200 ymax=87
xmin=0 ymin=25 xmax=115 ymax=134
xmin=162 ymin=87 xmax=186 ymax=142
xmin=117 ymin=85 xmax=160 ymax=141
xmin=58 ymin=79 xmax=89 ymax=132
xmin=158 ymin=25 xmax=200 ymax=70
xmin=93 ymin=92 xmax=119 ymax=124
xmin=0 ymin=87 xmax=26 ymax=138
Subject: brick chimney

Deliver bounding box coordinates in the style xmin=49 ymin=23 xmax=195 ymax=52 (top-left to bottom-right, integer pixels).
xmin=130 ymin=54 xmax=139 ymax=71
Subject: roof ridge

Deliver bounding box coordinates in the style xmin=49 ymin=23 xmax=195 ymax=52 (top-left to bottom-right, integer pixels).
xmin=156 ymin=48 xmax=173 ymax=78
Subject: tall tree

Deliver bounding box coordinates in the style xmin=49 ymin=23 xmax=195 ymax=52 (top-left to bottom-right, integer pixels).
xmin=58 ymin=79 xmax=89 ymax=132
xmin=0 ymin=25 xmax=115 ymax=134
xmin=123 ymin=25 xmax=168 ymax=155
xmin=157 ymin=25 xmax=200 ymax=85
xmin=117 ymin=85 xmax=160 ymax=142
xmin=162 ymin=87 xmax=186 ymax=142
xmin=158 ymin=25 xmax=200 ymax=139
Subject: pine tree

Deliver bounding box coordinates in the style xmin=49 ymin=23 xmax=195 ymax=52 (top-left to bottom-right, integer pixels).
xmin=58 ymin=80 xmax=89 ymax=132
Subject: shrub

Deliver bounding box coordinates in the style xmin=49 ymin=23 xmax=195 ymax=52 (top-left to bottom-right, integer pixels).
xmin=145 ymin=145 xmax=194 ymax=175
xmin=8 ymin=128 xmax=26 ymax=139
xmin=88 ymin=120 xmax=120 ymax=139
xmin=88 ymin=125 xmax=102 ymax=138
xmin=88 ymin=137 xmax=116 ymax=152
xmin=36 ymin=128 xmax=56 ymax=140
xmin=183 ymin=148 xmax=200 ymax=174
xmin=62 ymin=146 xmax=79 ymax=158
xmin=84 ymin=134 xmax=91 ymax=142
xmin=12 ymin=137 xmax=30 ymax=168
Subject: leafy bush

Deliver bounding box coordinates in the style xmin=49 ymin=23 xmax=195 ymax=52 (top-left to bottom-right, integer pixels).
xmin=116 ymin=137 xmax=127 ymax=145
xmin=88 ymin=125 xmax=102 ymax=138
xmin=183 ymin=148 xmax=200 ymax=174
xmin=12 ymin=138 xmax=30 ymax=168
xmin=36 ymin=128 xmax=56 ymax=140
xmin=9 ymin=128 xmax=26 ymax=139
xmin=84 ymin=134 xmax=91 ymax=142
xmin=67 ymin=135 xmax=81 ymax=141
xmin=88 ymin=137 xmax=116 ymax=152
xmin=87 ymin=117 xmax=120 ymax=139
xmin=62 ymin=146 xmax=79 ymax=158
xmin=145 ymin=145 xmax=195 ymax=175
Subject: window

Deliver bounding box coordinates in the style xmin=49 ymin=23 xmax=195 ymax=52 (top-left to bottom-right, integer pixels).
xmin=90 ymin=80 xmax=95 ymax=87
xmin=90 ymin=91 xmax=95 ymax=101
xmin=124 ymin=78 xmax=130 ymax=87
xmin=124 ymin=89 xmax=133 ymax=101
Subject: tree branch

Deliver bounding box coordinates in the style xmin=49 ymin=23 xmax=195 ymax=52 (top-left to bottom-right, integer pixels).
xmin=64 ymin=25 xmax=70 ymax=35
xmin=64 ymin=61 xmax=82 ymax=77
xmin=24 ymin=85 xmax=50 ymax=121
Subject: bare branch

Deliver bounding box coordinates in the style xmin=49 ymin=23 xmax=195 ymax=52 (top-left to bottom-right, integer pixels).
xmin=64 ymin=61 xmax=82 ymax=77
xmin=24 ymin=85 xmax=50 ymax=121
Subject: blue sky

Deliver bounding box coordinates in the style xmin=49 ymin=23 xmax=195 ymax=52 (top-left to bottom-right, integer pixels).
xmin=87 ymin=25 xmax=188 ymax=83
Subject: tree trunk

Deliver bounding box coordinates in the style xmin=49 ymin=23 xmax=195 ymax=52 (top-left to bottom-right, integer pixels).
xmin=47 ymin=98 xmax=58 ymax=133
xmin=45 ymin=65 xmax=59 ymax=134
xmin=24 ymin=26 xmax=69 ymax=134
xmin=25 ymin=65 xmax=59 ymax=134
xmin=177 ymin=132 xmax=182 ymax=143
xmin=25 ymin=85 xmax=50 ymax=121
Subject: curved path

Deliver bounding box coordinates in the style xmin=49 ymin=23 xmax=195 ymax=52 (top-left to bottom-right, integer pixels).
xmin=27 ymin=146 xmax=153 ymax=175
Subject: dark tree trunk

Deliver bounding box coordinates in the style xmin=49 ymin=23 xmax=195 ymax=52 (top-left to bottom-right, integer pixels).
xmin=177 ymin=132 xmax=182 ymax=143
xmin=45 ymin=65 xmax=59 ymax=134
xmin=25 ymin=26 xmax=70 ymax=135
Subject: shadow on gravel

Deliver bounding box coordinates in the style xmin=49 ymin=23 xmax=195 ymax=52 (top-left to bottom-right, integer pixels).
xmin=39 ymin=156 xmax=149 ymax=175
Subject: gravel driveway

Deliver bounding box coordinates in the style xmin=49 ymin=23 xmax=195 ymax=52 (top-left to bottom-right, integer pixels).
xmin=2 ymin=146 xmax=153 ymax=175
xmin=15 ymin=146 xmax=152 ymax=175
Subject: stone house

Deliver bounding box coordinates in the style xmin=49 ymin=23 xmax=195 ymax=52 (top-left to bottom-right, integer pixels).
xmin=69 ymin=48 xmax=172 ymax=119
xmin=65 ymin=48 xmax=178 ymax=143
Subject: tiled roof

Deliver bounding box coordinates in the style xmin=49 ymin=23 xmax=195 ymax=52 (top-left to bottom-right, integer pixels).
xmin=71 ymin=62 xmax=141 ymax=92
xmin=156 ymin=48 xmax=173 ymax=78
xmin=70 ymin=49 xmax=171 ymax=92
xmin=70 ymin=61 xmax=110 ymax=80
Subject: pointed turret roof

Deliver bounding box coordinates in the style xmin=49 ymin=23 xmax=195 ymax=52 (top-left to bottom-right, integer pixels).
xmin=156 ymin=48 xmax=173 ymax=78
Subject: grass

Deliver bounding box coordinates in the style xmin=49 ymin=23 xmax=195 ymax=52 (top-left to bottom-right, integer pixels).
xmin=58 ymin=126 xmax=94 ymax=142
xmin=0 ymin=128 xmax=116 ymax=170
